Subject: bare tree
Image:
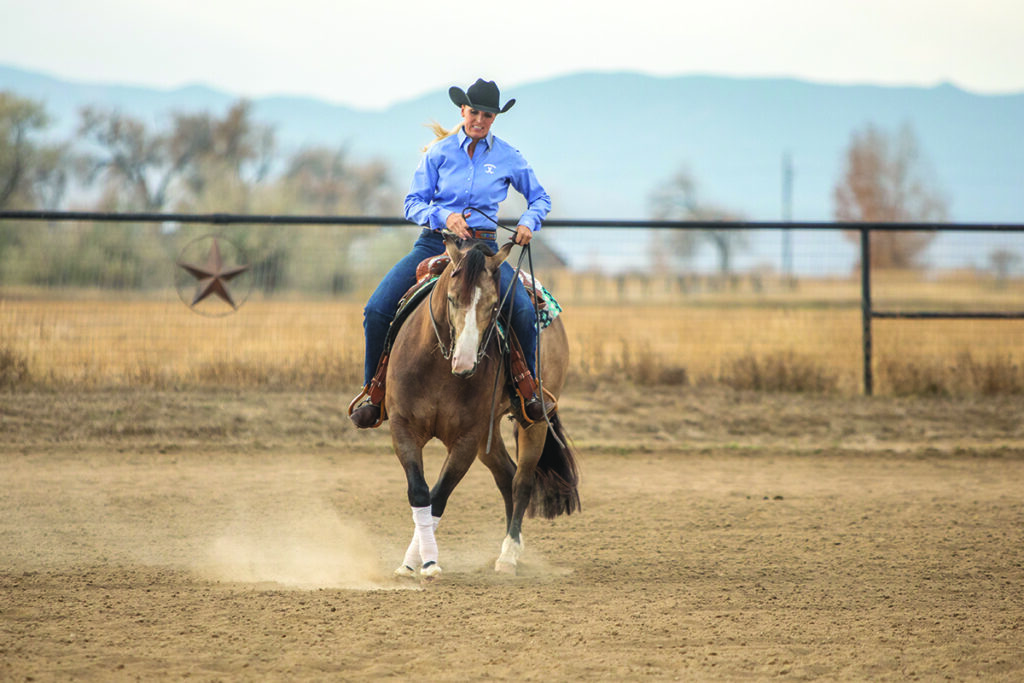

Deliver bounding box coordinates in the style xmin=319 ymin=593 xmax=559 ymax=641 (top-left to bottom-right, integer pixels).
xmin=214 ymin=100 xmax=275 ymax=184
xmin=834 ymin=123 xmax=948 ymax=269
xmin=166 ymin=111 xmax=214 ymax=200
xmin=282 ymin=147 xmax=352 ymax=213
xmin=77 ymin=100 xmax=275 ymax=212
xmin=198 ymin=100 xmax=275 ymax=209
xmin=280 ymin=146 xmax=396 ymax=214
xmin=28 ymin=144 xmax=71 ymax=210
xmin=989 ymin=248 xmax=1021 ymax=288
xmin=77 ymin=107 xmax=174 ymax=211
xmin=0 ymin=92 xmax=68 ymax=210
xmin=649 ymin=166 xmax=747 ymax=276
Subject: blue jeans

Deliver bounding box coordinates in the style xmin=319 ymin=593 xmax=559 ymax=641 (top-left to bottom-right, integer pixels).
xmin=362 ymin=229 xmax=539 ymax=386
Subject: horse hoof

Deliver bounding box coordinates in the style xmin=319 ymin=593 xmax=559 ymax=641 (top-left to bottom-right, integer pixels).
xmin=494 ymin=559 xmax=517 ymax=575
xmin=498 ymin=535 xmax=524 ymax=565
xmin=393 ymin=565 xmax=416 ymax=579
xmin=421 ymin=562 xmax=442 ymax=581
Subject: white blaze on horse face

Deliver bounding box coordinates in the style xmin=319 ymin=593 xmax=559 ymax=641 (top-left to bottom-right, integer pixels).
xmin=451 ymin=285 xmax=483 ymax=375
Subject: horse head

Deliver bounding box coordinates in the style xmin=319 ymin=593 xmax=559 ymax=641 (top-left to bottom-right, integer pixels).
xmin=441 ymin=233 xmax=514 ymax=377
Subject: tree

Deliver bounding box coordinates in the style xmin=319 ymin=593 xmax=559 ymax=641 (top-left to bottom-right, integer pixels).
xmin=256 ymin=145 xmax=399 ymax=293
xmin=0 ymin=92 xmax=69 ymax=210
xmin=76 ymin=99 xmax=275 ymax=212
xmin=0 ymin=93 xmax=71 ymax=282
xmin=213 ymin=100 xmax=274 ymax=186
xmin=280 ymin=146 xmax=396 ymax=215
xmin=833 ymin=123 xmax=948 ymax=269
xmin=184 ymin=100 xmax=275 ymax=211
xmin=77 ymin=106 xmax=174 ymax=211
xmin=989 ymin=248 xmax=1021 ymax=288
xmin=649 ymin=166 xmax=747 ymax=276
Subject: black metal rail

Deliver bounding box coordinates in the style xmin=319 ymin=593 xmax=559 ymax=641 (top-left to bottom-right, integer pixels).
xmin=2 ymin=210 xmax=1022 ymax=232
xmin=3 ymin=210 xmax=1022 ymax=395
xmin=856 ymin=228 xmax=1024 ymax=395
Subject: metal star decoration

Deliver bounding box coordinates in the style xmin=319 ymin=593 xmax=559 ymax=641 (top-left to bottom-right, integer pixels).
xmin=176 ymin=238 xmax=250 ymax=309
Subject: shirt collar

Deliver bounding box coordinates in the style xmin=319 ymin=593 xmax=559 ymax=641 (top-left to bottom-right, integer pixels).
xmin=459 ymin=126 xmax=493 ymax=151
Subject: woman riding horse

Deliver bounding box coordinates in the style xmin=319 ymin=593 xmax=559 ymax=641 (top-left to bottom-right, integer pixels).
xmin=350 ymin=78 xmax=553 ymax=428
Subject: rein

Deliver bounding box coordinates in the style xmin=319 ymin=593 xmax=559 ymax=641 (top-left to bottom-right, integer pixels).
xmin=427 ymin=279 xmax=453 ymax=359
xmin=458 ymin=208 xmax=560 ymax=453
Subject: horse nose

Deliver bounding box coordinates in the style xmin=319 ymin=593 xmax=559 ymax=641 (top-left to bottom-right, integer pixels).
xmin=451 ymin=335 xmax=479 ymax=376
xmin=451 ymin=359 xmax=477 ymax=377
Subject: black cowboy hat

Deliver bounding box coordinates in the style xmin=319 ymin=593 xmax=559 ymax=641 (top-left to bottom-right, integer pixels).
xmin=448 ymin=79 xmax=515 ymax=114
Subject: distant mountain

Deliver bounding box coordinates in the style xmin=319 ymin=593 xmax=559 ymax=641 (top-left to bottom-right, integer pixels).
xmin=3 ymin=64 xmax=1023 ymax=273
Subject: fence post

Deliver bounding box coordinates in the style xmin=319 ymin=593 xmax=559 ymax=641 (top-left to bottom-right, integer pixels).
xmin=860 ymin=228 xmax=873 ymax=396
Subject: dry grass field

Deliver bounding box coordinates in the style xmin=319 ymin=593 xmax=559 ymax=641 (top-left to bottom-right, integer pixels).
xmin=2 ymin=270 xmax=1022 ymax=395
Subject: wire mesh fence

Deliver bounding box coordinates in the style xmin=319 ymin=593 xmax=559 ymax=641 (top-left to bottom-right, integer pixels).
xmin=1 ymin=215 xmax=1022 ymax=395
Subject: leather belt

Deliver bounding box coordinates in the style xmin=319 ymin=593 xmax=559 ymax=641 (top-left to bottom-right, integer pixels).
xmin=469 ymin=229 xmax=497 ymax=241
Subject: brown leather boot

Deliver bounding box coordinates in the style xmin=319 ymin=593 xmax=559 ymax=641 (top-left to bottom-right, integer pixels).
xmin=348 ymin=354 xmax=389 ymax=429
xmin=524 ymin=392 xmax=556 ymax=422
xmin=349 ymin=401 xmax=382 ymax=429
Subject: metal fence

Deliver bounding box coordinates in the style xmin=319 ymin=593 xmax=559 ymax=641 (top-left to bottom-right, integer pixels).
xmin=2 ymin=210 xmax=1023 ymax=395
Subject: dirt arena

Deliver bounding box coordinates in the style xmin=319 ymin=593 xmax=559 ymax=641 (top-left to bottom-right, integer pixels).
xmin=2 ymin=386 xmax=1023 ymax=681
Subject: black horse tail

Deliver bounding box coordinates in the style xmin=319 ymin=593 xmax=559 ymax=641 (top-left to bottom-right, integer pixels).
xmin=527 ymin=412 xmax=581 ymax=519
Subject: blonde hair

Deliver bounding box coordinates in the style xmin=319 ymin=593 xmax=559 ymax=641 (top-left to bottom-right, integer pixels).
xmin=421 ymin=120 xmax=463 ymax=152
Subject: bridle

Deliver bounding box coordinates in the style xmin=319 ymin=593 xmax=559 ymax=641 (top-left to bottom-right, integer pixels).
xmin=427 ymin=270 xmax=501 ymax=369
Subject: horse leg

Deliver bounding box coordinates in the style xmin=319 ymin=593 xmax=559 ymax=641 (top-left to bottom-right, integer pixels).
xmin=477 ymin=426 xmax=516 ymax=532
xmin=391 ymin=428 xmax=443 ymax=579
xmin=396 ymin=511 xmax=439 ymax=579
xmin=395 ymin=436 xmax=481 ymax=580
xmin=495 ymin=421 xmax=549 ymax=574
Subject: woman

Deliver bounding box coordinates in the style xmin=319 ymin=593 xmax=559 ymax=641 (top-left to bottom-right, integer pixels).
xmin=350 ymin=78 xmax=552 ymax=428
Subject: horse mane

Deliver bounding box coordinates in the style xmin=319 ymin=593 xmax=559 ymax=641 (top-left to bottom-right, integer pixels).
xmin=452 ymin=245 xmax=490 ymax=300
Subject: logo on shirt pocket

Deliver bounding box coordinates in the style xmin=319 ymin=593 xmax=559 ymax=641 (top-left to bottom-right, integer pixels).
xmin=483 ymin=164 xmax=496 ymax=175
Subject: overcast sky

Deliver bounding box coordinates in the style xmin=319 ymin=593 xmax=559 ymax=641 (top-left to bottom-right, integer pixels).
xmin=2 ymin=0 xmax=1023 ymax=109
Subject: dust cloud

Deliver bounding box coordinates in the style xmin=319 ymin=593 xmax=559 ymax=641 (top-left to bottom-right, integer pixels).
xmin=0 ymin=457 xmax=411 ymax=590
xmin=201 ymin=501 xmax=405 ymax=590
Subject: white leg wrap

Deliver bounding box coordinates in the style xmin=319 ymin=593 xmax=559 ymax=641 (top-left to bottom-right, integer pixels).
xmin=401 ymin=515 xmax=440 ymax=570
xmin=401 ymin=530 xmax=421 ymax=571
xmin=495 ymin=534 xmax=524 ymax=573
xmin=412 ymin=506 xmax=439 ymax=567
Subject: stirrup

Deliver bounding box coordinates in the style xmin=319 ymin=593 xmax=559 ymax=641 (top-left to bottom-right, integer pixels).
xmin=348 ymin=387 xmax=386 ymax=429
xmin=520 ymin=387 xmax=558 ymax=424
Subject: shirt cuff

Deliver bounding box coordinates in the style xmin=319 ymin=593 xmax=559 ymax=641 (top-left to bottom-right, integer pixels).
xmin=518 ymin=215 xmax=541 ymax=232
xmin=428 ymin=209 xmax=447 ymax=231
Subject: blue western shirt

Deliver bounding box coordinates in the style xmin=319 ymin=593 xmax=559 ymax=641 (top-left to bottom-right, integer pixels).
xmin=404 ymin=127 xmax=551 ymax=232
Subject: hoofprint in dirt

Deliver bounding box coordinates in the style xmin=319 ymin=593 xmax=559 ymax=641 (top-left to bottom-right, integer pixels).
xmin=1 ymin=388 xmax=1023 ymax=680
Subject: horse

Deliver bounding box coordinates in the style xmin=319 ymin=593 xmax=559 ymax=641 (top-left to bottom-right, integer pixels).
xmin=386 ymin=233 xmax=579 ymax=579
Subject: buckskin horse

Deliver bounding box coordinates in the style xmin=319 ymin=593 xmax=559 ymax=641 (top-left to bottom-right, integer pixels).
xmin=386 ymin=233 xmax=579 ymax=579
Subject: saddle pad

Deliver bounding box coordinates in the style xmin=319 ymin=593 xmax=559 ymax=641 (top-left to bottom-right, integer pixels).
xmin=517 ymin=270 xmax=563 ymax=329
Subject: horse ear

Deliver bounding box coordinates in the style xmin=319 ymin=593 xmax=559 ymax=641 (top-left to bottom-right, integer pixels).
xmin=443 ymin=232 xmax=463 ymax=266
xmin=488 ymin=240 xmax=515 ymax=270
